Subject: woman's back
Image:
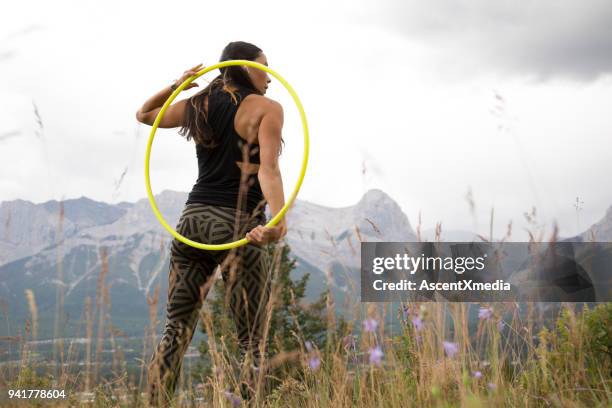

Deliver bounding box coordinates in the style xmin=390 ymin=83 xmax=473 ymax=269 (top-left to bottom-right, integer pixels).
xmin=185 ymin=84 xmax=266 ymax=214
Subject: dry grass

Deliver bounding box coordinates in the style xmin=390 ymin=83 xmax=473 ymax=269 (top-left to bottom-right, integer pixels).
xmin=0 ymin=188 xmax=610 ymax=407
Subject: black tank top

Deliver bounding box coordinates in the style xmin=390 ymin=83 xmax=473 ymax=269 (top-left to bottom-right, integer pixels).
xmin=185 ymin=85 xmax=265 ymax=214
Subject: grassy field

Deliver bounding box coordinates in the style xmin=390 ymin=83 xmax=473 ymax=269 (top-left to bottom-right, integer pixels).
xmin=1 ymin=273 xmax=611 ymax=406
xmin=0 ymin=207 xmax=611 ymax=407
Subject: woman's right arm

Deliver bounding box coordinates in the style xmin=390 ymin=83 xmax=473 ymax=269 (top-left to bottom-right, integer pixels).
xmin=250 ymin=100 xmax=287 ymax=242
xmin=135 ymin=63 xmax=202 ymax=128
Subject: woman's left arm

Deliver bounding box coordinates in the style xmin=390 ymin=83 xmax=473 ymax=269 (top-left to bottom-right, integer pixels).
xmin=135 ymin=63 xmax=203 ymax=127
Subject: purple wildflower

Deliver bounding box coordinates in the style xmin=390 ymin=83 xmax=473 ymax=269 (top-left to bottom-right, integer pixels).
xmin=443 ymin=341 xmax=459 ymax=358
xmin=305 ymin=340 xmax=313 ymax=353
xmin=488 ymin=382 xmax=497 ymax=390
xmin=368 ymin=346 xmax=384 ymax=366
xmin=473 ymin=370 xmax=483 ymax=379
xmin=411 ymin=316 xmax=424 ymax=331
xmin=363 ymin=318 xmax=378 ymax=333
xmin=401 ymin=305 xmax=410 ymax=320
xmin=497 ymin=319 xmax=505 ymax=332
xmin=309 ymin=356 xmax=321 ymax=371
xmin=224 ymin=390 xmax=241 ymax=407
xmin=478 ymin=307 xmax=494 ymax=320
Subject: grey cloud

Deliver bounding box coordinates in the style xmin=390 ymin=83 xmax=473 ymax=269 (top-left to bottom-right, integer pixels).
xmin=369 ymin=0 xmax=612 ymax=81
xmin=0 ymin=50 xmax=17 ymax=62
xmin=6 ymin=24 xmax=44 ymax=40
xmin=0 ymin=131 xmax=21 ymax=142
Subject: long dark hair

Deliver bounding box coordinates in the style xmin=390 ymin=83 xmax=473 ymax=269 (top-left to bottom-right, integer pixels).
xmin=179 ymin=41 xmax=284 ymax=154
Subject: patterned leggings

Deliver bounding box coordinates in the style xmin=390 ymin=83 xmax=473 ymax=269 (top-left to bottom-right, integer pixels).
xmin=147 ymin=203 xmax=272 ymax=406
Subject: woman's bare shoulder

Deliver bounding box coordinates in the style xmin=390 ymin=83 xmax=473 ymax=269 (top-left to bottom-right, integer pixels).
xmin=245 ymin=94 xmax=281 ymax=109
xmin=241 ymin=94 xmax=282 ymax=122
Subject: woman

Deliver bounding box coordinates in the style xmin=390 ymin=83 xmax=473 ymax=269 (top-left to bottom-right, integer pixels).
xmin=135 ymin=41 xmax=287 ymax=405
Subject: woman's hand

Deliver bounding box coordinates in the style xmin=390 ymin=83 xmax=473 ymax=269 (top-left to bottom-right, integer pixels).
xmin=173 ymin=63 xmax=204 ymax=90
xmin=245 ymin=223 xmax=287 ymax=246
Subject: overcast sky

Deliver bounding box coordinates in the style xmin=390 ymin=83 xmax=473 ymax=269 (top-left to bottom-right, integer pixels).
xmin=1 ymin=0 xmax=611 ymax=241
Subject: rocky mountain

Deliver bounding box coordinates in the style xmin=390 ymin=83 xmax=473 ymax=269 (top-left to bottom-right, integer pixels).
xmin=5 ymin=188 xmax=606 ymax=339
xmin=419 ymin=228 xmax=480 ymax=242
xmin=575 ymin=205 xmax=612 ymax=242
xmin=0 ymin=189 xmax=415 ymax=338
xmin=0 ymin=197 xmax=128 ymax=266
xmin=285 ymin=189 xmax=417 ymax=284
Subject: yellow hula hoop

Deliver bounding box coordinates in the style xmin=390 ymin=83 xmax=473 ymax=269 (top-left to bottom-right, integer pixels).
xmin=145 ymin=59 xmax=309 ymax=250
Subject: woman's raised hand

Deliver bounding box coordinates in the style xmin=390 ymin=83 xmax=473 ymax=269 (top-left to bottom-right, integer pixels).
xmin=173 ymin=63 xmax=204 ymax=90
